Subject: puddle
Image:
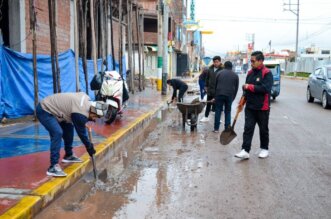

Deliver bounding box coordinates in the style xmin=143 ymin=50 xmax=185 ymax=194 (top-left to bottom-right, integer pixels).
xmin=36 ymin=105 xmax=208 ymax=219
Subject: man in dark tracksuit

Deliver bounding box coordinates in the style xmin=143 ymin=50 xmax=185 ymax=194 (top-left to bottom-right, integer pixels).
xmin=213 ymin=61 xmax=239 ymax=132
xmin=200 ymin=56 xmax=223 ymax=122
xmin=167 ymin=78 xmax=188 ymax=103
xmin=235 ymin=51 xmax=273 ymax=159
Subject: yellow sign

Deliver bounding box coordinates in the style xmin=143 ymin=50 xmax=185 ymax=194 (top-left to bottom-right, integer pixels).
xmin=201 ymin=30 xmax=213 ymax=35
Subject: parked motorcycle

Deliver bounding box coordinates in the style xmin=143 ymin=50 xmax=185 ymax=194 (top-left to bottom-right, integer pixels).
xmin=91 ymin=70 xmax=128 ymax=124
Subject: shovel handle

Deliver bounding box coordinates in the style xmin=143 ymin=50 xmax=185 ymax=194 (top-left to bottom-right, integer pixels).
xmin=86 ymin=126 xmax=98 ymax=180
xmin=231 ymin=96 xmax=246 ymax=129
xmin=87 ymin=127 xmax=93 ymax=142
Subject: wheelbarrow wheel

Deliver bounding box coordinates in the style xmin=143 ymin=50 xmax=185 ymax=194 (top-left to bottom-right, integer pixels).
xmin=190 ymin=114 xmax=197 ymax=131
xmin=182 ymin=113 xmax=186 ymax=130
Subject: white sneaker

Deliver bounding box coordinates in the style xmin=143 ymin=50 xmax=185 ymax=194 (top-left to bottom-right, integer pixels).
xmin=200 ymin=117 xmax=209 ymax=122
xmin=235 ymin=149 xmax=250 ymax=159
xmin=46 ymin=164 xmax=67 ymax=177
xmin=258 ymin=149 xmax=269 ymax=158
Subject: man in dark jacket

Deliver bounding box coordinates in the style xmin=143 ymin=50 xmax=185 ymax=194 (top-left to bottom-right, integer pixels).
xmin=213 ymin=61 xmax=239 ymax=132
xmin=235 ymin=51 xmax=273 ymax=159
xmin=200 ymin=56 xmax=223 ymax=122
xmin=167 ymin=78 xmax=188 ymax=103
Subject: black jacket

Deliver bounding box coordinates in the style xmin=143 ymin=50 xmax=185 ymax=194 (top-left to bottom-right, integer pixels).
xmin=168 ymin=79 xmax=188 ymax=100
xmin=206 ymin=65 xmax=223 ymax=96
xmin=244 ymin=65 xmax=273 ymax=110
xmin=215 ymin=69 xmax=239 ymax=101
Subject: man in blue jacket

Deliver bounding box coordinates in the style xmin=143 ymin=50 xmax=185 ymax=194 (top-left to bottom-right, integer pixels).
xmin=235 ymin=51 xmax=273 ymax=159
xmin=36 ymin=92 xmax=110 ymax=177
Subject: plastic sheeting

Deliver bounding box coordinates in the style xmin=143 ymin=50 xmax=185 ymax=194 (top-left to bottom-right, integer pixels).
xmin=0 ymin=46 xmax=126 ymax=118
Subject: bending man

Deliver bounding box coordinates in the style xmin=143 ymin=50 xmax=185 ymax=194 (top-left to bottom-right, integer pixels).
xmin=37 ymin=92 xmax=110 ymax=177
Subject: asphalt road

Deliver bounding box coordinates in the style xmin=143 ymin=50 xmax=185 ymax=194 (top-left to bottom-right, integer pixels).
xmin=37 ymin=76 xmax=331 ymax=219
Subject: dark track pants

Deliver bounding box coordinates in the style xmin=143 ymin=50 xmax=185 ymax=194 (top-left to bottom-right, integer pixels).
xmin=241 ymin=108 xmax=270 ymax=153
xmin=205 ymin=94 xmax=215 ymax=117
xmin=178 ymin=85 xmax=188 ymax=102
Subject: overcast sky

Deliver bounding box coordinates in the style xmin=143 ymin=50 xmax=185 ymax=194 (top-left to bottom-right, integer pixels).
xmin=194 ymin=0 xmax=331 ymax=56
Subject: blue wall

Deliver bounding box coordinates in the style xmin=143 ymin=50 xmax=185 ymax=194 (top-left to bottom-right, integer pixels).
xmin=0 ymin=46 xmax=126 ymax=118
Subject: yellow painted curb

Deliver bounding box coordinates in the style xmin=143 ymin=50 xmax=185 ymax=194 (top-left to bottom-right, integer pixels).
xmin=157 ymin=79 xmax=162 ymax=91
xmin=0 ymin=196 xmax=41 ymax=219
xmin=2 ymin=102 xmax=163 ymax=219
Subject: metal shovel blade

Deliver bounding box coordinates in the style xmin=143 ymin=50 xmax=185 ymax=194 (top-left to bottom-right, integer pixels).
xmin=220 ymin=128 xmax=237 ymax=145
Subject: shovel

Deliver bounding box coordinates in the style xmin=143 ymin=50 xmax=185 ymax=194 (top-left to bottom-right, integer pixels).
xmin=87 ymin=126 xmax=98 ymax=180
xmin=220 ymin=96 xmax=246 ymax=145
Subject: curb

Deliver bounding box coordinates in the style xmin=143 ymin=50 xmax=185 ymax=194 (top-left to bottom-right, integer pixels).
xmin=0 ymin=100 xmax=167 ymax=219
xmin=282 ymin=75 xmax=308 ymax=81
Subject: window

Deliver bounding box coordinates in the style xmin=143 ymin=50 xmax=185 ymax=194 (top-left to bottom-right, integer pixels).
xmin=319 ymin=69 xmax=325 ymax=78
xmin=144 ymin=18 xmax=157 ymax=33
xmin=326 ymin=68 xmax=331 ymax=79
xmin=267 ymin=65 xmax=278 ymax=76
xmin=321 ymin=50 xmax=330 ymax=55
xmin=314 ymin=69 xmax=321 ymax=76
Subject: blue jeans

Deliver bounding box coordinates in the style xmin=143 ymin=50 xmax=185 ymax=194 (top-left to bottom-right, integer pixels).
xmin=36 ymin=104 xmax=74 ymax=167
xmin=199 ymin=79 xmax=205 ymax=100
xmin=214 ymin=95 xmax=232 ymax=131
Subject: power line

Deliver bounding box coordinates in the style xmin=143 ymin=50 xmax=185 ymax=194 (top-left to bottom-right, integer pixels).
xmin=198 ymin=16 xmax=331 ymax=25
xmin=272 ymin=23 xmax=331 ymax=47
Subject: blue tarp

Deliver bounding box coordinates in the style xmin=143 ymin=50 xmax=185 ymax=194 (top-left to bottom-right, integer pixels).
xmin=0 ymin=46 xmax=126 ymax=118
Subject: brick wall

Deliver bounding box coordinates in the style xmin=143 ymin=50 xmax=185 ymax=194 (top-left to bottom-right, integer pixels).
xmin=140 ymin=0 xmax=157 ymax=11
xmin=144 ymin=32 xmax=157 ymax=45
xmin=112 ymin=20 xmax=120 ymax=61
xmin=25 ymin=0 xmax=71 ymax=54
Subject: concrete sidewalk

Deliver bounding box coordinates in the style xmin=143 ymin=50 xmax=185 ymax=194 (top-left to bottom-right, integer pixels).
xmin=0 ymin=87 xmax=170 ymax=219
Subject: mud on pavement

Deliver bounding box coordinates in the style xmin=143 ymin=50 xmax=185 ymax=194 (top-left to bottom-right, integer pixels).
xmin=37 ymin=99 xmax=331 ymax=219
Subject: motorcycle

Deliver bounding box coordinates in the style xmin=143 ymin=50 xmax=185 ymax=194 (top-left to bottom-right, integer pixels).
xmin=92 ymin=70 xmax=128 ymax=124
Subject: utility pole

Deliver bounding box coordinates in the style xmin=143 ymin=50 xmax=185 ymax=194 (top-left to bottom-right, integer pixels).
xmin=90 ymin=0 xmax=98 ymax=76
xmin=161 ymin=1 xmax=169 ymax=95
xmin=135 ymin=7 xmax=142 ymax=91
xmin=74 ymin=0 xmax=80 ymax=92
xmin=284 ymin=0 xmax=300 ymax=76
xmin=157 ymin=0 xmax=163 ymax=91
xmin=119 ymin=0 xmax=123 ymax=75
xmin=30 ymin=0 xmax=38 ymax=119
xmin=127 ymin=0 xmax=134 ymax=93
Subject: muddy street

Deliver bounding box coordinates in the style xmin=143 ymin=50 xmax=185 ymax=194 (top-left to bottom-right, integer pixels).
xmin=37 ymin=77 xmax=331 ymax=219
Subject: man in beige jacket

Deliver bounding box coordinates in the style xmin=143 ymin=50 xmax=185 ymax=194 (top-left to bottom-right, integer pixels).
xmin=36 ymin=92 xmax=110 ymax=177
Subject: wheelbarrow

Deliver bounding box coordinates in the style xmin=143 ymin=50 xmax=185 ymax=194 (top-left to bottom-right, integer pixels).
xmin=176 ymin=101 xmax=206 ymax=131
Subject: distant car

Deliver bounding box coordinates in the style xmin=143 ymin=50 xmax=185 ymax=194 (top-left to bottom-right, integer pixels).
xmin=264 ymin=60 xmax=281 ymax=100
xmin=306 ymin=65 xmax=331 ymax=109
xmin=234 ymin=66 xmax=242 ymax=74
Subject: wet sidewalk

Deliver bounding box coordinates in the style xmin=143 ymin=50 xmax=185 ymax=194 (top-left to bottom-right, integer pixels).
xmin=0 ymin=87 xmax=170 ymax=219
